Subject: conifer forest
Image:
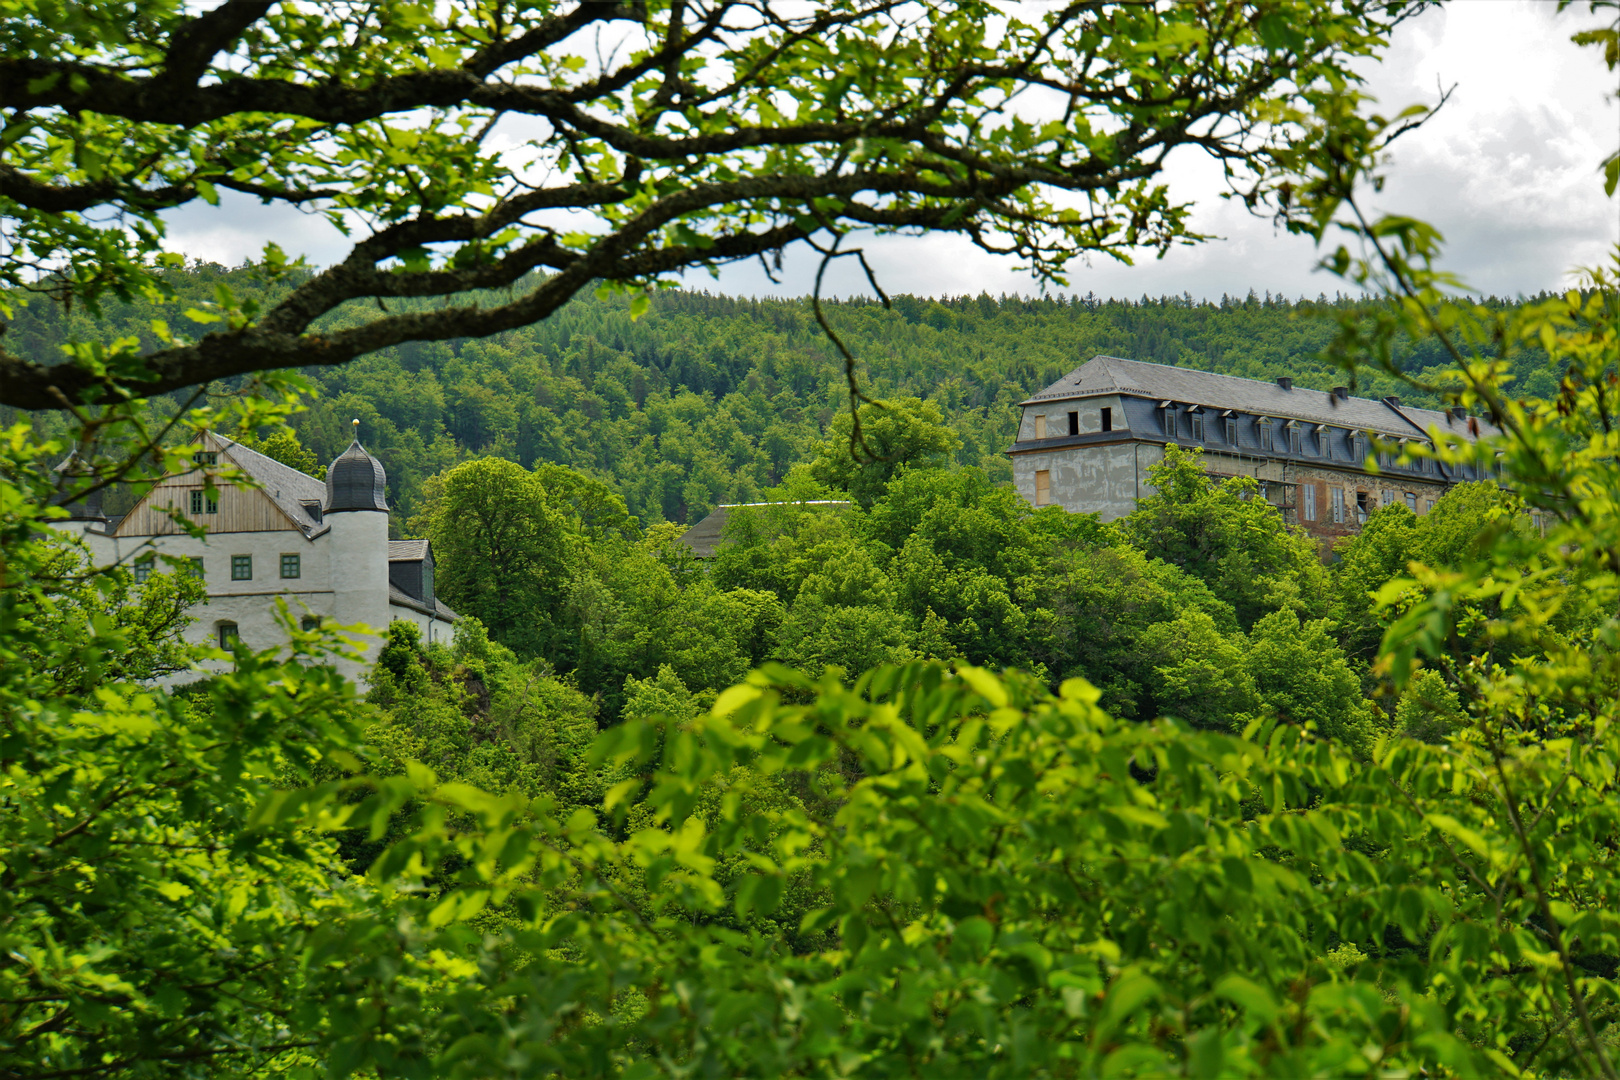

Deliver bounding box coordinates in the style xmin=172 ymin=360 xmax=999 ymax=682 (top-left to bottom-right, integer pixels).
xmin=2 ymin=2 xmax=1619 ymax=1079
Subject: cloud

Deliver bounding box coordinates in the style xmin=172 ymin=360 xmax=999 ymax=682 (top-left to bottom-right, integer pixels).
xmin=1357 ymin=1 xmax=1618 ymax=297
xmin=711 ymin=2 xmax=1619 ymax=302
xmin=161 ymin=194 xmax=354 ymax=271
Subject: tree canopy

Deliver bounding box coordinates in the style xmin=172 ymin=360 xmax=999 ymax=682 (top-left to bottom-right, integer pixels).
xmin=0 ymin=0 xmax=1410 ymax=408
xmin=4 ymin=3 xmax=1619 ymax=1077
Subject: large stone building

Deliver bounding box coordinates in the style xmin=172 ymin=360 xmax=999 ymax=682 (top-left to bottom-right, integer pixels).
xmin=50 ymin=429 xmax=456 ymax=679
xmin=1007 ymin=355 xmax=1496 ymax=550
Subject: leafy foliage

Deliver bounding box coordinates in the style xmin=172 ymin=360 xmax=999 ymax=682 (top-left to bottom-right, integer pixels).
xmin=0 ymin=0 xmax=1411 ymax=408
xmin=3 ymin=267 xmax=1580 ymax=530
xmin=3 ymin=4 xmax=1618 ymax=1078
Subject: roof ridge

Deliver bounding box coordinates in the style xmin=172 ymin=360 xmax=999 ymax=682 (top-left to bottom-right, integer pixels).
xmin=214 ymin=434 xmax=327 ymax=532
xmin=1021 ymin=356 xmax=1495 ymax=442
xmin=1379 ymin=399 xmax=1433 ymax=439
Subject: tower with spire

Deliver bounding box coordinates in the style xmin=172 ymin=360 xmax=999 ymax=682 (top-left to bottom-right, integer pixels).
xmin=44 ymin=424 xmax=456 ymax=682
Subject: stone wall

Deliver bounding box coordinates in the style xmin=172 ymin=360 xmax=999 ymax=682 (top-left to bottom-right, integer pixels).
xmin=1011 ymin=438 xmax=1147 ymax=521
xmin=1282 ymin=461 xmax=1450 ymax=556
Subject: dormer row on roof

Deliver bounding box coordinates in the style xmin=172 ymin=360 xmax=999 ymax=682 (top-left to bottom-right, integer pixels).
xmin=1020 ymin=355 xmax=1493 ymax=444
xmin=1007 ymin=356 xmax=1498 ymax=546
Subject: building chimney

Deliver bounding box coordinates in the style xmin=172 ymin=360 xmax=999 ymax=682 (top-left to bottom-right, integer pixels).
xmin=1382 ymin=395 xmax=1401 ymax=408
xmin=1331 ymin=386 xmax=1349 ymax=402
xmin=1276 ymin=377 xmax=1293 ymax=391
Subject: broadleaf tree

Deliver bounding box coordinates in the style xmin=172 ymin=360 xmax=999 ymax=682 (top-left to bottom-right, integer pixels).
xmin=1 ymin=0 xmax=1412 ymax=411
xmin=7 ymin=2 xmax=1620 ymax=1078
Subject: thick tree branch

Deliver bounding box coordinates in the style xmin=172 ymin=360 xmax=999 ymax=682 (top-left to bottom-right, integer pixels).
xmin=158 ymin=0 xmax=274 ymax=86
xmin=0 ymin=165 xmax=194 ymax=214
xmin=0 ymin=1 xmax=1408 ymax=409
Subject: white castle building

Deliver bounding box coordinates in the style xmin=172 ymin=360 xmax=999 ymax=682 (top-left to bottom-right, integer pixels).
xmin=50 ymin=428 xmax=456 ymax=679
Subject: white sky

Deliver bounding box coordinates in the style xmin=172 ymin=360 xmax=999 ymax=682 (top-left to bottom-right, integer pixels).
xmin=165 ymin=0 xmax=1619 ymax=303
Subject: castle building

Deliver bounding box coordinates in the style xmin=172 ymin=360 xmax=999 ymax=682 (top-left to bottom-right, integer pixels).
xmin=50 ymin=429 xmax=456 ymax=679
xmin=1007 ymin=356 xmax=1498 ymax=551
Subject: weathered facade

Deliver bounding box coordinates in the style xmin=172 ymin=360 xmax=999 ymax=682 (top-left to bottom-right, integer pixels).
xmin=1007 ymin=356 xmax=1495 ymax=553
xmin=49 ymin=430 xmax=457 ymax=680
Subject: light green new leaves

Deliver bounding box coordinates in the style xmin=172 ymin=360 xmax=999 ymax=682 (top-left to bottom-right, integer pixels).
xmin=286 ymin=658 xmax=1620 ymax=1078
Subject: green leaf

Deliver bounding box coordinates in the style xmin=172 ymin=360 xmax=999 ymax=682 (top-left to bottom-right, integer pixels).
xmin=734 ymin=873 xmax=784 ymax=918
xmin=1215 ymin=975 xmax=1279 ymax=1026
xmin=1424 ymin=813 xmax=1493 ymax=860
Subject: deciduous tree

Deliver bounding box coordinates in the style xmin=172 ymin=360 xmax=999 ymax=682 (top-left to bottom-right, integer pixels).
xmin=1 ymin=0 xmax=1411 ymax=409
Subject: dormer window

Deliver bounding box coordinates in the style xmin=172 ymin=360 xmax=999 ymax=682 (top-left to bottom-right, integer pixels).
xmin=1158 ymin=401 xmax=1175 ymax=436
xmin=1317 ymin=426 xmax=1332 ymax=458
xmin=1189 ymin=410 xmax=1205 ymax=442
xmin=1257 ymin=417 xmax=1274 ymax=453
xmin=1353 ymin=432 xmax=1368 ymax=464
xmin=1223 ymin=413 xmax=1238 ymax=445
xmin=301 ymin=500 xmax=323 ymax=524
xmin=1287 ymin=422 xmax=1302 ymax=455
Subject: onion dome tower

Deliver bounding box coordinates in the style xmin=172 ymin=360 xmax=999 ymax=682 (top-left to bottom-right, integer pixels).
xmin=323 ymin=420 xmax=391 ymax=666
xmin=325 ymin=419 xmax=388 ymax=512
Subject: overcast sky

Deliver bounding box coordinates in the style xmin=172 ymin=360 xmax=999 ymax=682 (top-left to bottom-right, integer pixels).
xmin=165 ymin=0 xmax=1618 ymax=303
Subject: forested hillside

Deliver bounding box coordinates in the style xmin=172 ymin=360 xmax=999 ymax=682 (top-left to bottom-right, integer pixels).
xmin=3 ymin=264 xmax=1560 ymax=527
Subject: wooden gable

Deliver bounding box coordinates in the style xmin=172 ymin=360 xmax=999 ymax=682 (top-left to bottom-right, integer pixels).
xmin=113 ymin=432 xmax=305 ymax=537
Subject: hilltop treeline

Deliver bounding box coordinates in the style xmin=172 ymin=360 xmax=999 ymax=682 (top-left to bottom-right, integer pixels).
xmin=3 ymin=263 xmax=1562 ymax=526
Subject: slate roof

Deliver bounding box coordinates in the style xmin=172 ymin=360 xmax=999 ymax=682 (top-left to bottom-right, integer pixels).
xmin=388 ymin=539 xmax=429 ymax=561
xmin=1023 ymin=356 xmax=1493 ymax=442
xmin=213 ymin=435 xmax=331 ymax=535
xmin=678 ymin=501 xmax=852 ymax=559
xmin=327 ymin=438 xmax=389 ymax=512
xmin=388 ymin=583 xmax=458 ymax=622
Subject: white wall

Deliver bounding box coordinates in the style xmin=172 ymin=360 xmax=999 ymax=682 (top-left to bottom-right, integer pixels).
xmin=327 ymin=509 xmax=391 ymax=677
xmin=387 ymin=602 xmax=455 ymax=649
xmin=49 ymin=513 xmax=412 ymax=682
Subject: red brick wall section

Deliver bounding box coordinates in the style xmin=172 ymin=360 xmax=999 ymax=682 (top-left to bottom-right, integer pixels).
xmin=1285 ymin=464 xmax=1450 ymax=560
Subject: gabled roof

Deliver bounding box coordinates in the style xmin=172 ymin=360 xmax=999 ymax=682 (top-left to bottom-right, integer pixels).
xmin=1023 ymin=356 xmax=1495 ymax=442
xmin=388 ymin=539 xmax=430 ymax=561
xmin=211 ymin=434 xmax=329 ymax=535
